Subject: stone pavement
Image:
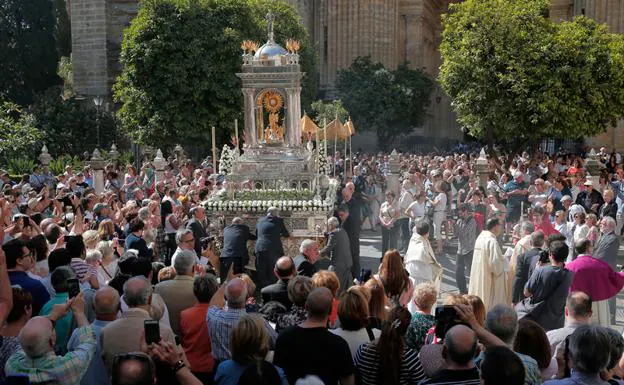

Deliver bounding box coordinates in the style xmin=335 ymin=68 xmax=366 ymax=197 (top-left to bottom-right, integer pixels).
xmin=358 ymin=229 xmax=624 ymax=327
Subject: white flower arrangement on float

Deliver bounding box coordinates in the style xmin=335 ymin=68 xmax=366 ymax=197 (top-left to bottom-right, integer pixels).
xmin=219 ymin=145 xmax=234 ymax=175
xmin=204 ymin=198 xmax=335 ymax=212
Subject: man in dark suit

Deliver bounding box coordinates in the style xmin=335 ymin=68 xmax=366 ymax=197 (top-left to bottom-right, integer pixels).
xmin=255 ymin=207 xmax=290 ymax=289
xmin=293 ymin=239 xmax=320 ymax=277
xmin=186 ymin=206 xmax=208 ymax=256
xmin=319 ymin=217 xmax=352 ymax=294
xmin=261 ymin=256 xmax=295 ymax=309
xmin=511 ymin=231 xmax=544 ymax=305
xmin=599 ymin=189 xmax=618 ymax=221
xmin=221 ymin=217 xmax=257 ymax=283
xmin=337 ymin=204 xmax=360 ymax=280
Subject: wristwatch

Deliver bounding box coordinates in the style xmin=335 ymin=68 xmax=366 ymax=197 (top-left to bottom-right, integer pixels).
xmin=172 ymin=360 xmax=186 ymax=373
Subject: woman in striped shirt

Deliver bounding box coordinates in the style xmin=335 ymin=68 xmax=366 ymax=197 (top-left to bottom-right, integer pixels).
xmin=354 ymin=306 xmax=426 ymax=385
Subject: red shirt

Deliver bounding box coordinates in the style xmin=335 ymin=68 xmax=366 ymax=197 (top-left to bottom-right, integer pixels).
xmin=180 ymin=303 xmax=214 ymax=372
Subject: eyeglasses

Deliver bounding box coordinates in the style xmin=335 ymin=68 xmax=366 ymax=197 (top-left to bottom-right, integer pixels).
xmin=21 ymin=251 xmax=32 ymax=259
xmin=181 ymin=238 xmax=194 ymax=244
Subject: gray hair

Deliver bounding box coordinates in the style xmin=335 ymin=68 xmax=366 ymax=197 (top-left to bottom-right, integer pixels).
xmin=327 ymin=217 xmax=340 ymax=230
xmin=530 ymin=231 xmax=545 ymax=248
xmin=19 ymin=318 xmax=53 ymax=358
xmin=267 ymin=207 xmax=280 ymax=217
xmin=520 ymin=221 xmax=535 ymax=235
xmin=485 ymin=304 xmax=518 ymax=345
xmin=568 ymin=325 xmax=611 ymax=374
xmin=602 ymin=216 xmax=616 ymax=231
xmin=96 ymin=240 xmax=114 ymax=258
xmin=123 ymin=276 xmax=153 ymax=307
xmin=51 ymin=266 xmax=76 ymax=293
xmin=232 ymin=217 xmax=243 ymax=225
xmin=175 ymin=228 xmax=193 ymax=245
xmin=85 ymin=249 xmax=102 ymax=265
xmin=138 ymin=207 xmax=150 ymax=221
xmin=189 ymin=206 xmax=203 ymax=217
xmin=173 ymin=250 xmax=196 ymax=275
xmin=300 ymin=239 xmax=316 ymax=254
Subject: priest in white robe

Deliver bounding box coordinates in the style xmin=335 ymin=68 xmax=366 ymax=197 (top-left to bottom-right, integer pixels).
xmin=469 ymin=218 xmax=508 ymax=311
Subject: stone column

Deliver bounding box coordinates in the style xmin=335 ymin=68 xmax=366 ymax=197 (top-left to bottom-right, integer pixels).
xmin=386 ymin=149 xmax=401 ymax=196
xmin=242 ymin=89 xmax=257 ymax=147
xmin=584 ymin=148 xmax=601 ymax=188
xmin=38 ymin=145 xmax=52 ymax=168
xmin=153 ymin=149 xmax=167 ymax=182
xmin=88 ymin=149 xmax=106 ymax=194
xmin=108 ymin=143 xmax=120 ymax=162
xmin=475 ymin=148 xmax=489 ymax=188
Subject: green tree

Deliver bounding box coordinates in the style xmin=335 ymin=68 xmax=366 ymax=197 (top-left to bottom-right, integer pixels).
xmin=0 ymin=101 xmax=42 ymax=163
xmin=439 ymin=0 xmax=624 ymax=152
xmin=29 ymin=87 xmax=118 ymax=157
xmin=114 ymin=0 xmax=317 ymax=149
xmin=0 ymin=0 xmax=61 ymax=105
xmin=336 ymin=56 xmax=434 ymax=150
xmin=53 ymin=0 xmax=71 ymax=57
xmin=310 ymin=99 xmax=349 ymax=126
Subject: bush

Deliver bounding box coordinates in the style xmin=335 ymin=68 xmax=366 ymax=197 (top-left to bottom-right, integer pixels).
xmin=48 ymin=155 xmax=84 ymax=175
xmin=7 ymin=159 xmax=36 ymax=176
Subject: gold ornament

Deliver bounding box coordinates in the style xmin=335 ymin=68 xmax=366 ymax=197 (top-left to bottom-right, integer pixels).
xmin=262 ymin=91 xmax=284 ymax=113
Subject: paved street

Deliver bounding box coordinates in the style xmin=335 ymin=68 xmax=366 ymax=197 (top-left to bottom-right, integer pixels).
xmin=359 ymin=229 xmax=624 ymax=327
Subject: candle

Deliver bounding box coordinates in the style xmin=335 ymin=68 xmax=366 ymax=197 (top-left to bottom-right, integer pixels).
xmin=323 ymin=118 xmax=327 ymax=156
xmin=212 ymin=126 xmax=217 ymax=172
xmin=234 ymin=119 xmax=239 ymax=152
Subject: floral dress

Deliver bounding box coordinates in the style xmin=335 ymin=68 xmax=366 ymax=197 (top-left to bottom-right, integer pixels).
xmin=405 ymin=312 xmax=435 ymax=352
xmin=275 ymin=305 xmax=307 ymax=332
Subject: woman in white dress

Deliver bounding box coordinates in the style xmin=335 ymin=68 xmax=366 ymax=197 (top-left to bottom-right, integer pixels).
xmin=379 ymin=191 xmax=400 ymax=257
xmin=570 ymin=211 xmax=589 ymax=261
xmin=428 ymin=181 xmax=447 ymax=254
xmin=96 ymin=240 xmax=119 ymax=286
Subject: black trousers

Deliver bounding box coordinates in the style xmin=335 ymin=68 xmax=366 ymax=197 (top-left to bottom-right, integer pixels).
xmin=381 ymin=225 xmax=398 ymax=258
xmin=219 ymin=258 xmax=245 ymax=283
xmin=397 ymin=218 xmax=411 ymax=252
xmin=256 ymin=250 xmax=279 ymax=290
xmin=164 ymin=233 xmax=177 ymax=266
xmin=455 ymin=251 xmax=473 ymax=294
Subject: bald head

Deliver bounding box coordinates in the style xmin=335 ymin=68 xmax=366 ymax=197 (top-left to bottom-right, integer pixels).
xmin=444 ymin=325 xmax=478 ymax=366
xmin=112 ymin=355 xmax=154 ymax=385
xmin=275 ymin=256 xmax=295 ymax=278
xmin=19 ymin=316 xmax=54 ymax=358
xmin=225 ymin=278 xmax=247 ymax=308
xmin=305 ymin=287 xmax=333 ymax=321
xmin=95 ymin=286 xmax=120 ymax=319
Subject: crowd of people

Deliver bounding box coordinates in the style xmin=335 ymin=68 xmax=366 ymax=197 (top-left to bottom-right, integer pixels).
xmin=0 ymin=146 xmax=623 ymax=385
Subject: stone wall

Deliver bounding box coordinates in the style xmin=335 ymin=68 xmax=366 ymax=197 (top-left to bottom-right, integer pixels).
xmin=71 ymin=0 xmax=109 ymax=97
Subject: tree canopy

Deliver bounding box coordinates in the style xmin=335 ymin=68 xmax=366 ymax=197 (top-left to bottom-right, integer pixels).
xmin=0 ymin=0 xmax=62 ymax=105
xmin=440 ymin=0 xmax=624 ymax=151
xmin=114 ymin=0 xmax=317 ymax=149
xmin=336 ymin=56 xmax=434 ymax=150
xmin=0 ymin=101 xmax=42 ymax=163
xmin=310 ymin=99 xmax=349 ymax=126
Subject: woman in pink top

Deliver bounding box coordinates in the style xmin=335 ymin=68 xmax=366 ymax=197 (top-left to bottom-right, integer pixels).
xmin=565 ymin=238 xmax=624 ymax=326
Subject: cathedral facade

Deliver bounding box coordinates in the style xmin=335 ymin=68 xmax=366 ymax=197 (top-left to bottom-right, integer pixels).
xmin=70 ymin=0 xmax=624 ymax=150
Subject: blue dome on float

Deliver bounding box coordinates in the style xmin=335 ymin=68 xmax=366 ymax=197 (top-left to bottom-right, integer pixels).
xmin=254 ymin=42 xmax=287 ymax=60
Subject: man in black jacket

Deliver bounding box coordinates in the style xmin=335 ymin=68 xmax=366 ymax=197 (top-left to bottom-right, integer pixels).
xmin=512 ymin=231 xmax=544 ymax=305
xmin=220 ymin=217 xmax=256 ymax=283
xmin=261 ymin=256 xmax=296 ymax=309
xmin=186 ymin=206 xmax=209 ymax=257
xmin=575 ymin=181 xmax=604 ymax=214
xmin=293 ymin=239 xmax=320 ymax=277
xmin=255 ymin=208 xmax=290 ymax=289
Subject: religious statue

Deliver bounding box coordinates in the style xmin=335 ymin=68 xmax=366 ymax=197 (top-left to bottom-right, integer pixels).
xmin=264 ymin=112 xmax=284 ymax=143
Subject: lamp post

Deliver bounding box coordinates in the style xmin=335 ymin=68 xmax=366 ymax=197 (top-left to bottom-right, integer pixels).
xmin=93 ymin=96 xmax=104 ymax=148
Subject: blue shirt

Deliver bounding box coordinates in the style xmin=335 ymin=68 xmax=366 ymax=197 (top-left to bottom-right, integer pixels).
xmin=207 ymin=307 xmax=277 ymax=362
xmin=67 ymin=319 xmax=112 ymax=385
xmin=544 ymin=370 xmax=610 ymax=385
xmin=40 ymin=293 xmax=74 ymax=355
xmin=214 ymin=360 xmax=288 ymax=385
xmin=504 ymin=180 xmax=529 ymax=209
xmin=8 ymin=271 xmax=50 ymax=316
